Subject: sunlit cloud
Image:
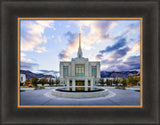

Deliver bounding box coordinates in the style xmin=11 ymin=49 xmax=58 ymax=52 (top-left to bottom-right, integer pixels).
xmin=59 ymin=21 xmax=117 ymax=60
xmin=129 ymin=43 xmax=140 ymax=53
xmin=58 ymin=32 xmax=79 ymax=60
xmin=35 ymin=46 xmax=48 ymax=53
xmin=21 ymin=52 xmax=34 ymax=62
xmin=77 ymin=20 xmax=117 ymax=47
xmin=66 ymin=25 xmax=70 ymax=28
xmin=21 ymin=20 xmax=54 ymax=53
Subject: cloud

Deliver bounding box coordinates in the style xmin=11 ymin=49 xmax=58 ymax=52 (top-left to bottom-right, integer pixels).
xmin=114 ymin=47 xmax=130 ymax=58
xmin=100 ymin=47 xmax=131 ymax=71
xmin=101 ymin=57 xmax=122 ymax=65
xmin=39 ymin=70 xmax=58 ymax=73
xmin=59 ymin=21 xmax=117 ymax=60
xmin=95 ymin=54 xmax=103 ymax=60
xmin=97 ymin=38 xmax=129 ymax=66
xmin=102 ymin=55 xmax=140 ymax=71
xmin=66 ymin=25 xmax=70 ymax=28
xmin=38 ymin=70 xmax=59 ymax=77
xmin=21 ymin=53 xmax=26 ymax=61
xmin=58 ymin=49 xmax=69 ymax=60
xmin=21 ymin=61 xmax=39 ymax=70
xmin=35 ymin=46 xmax=47 ymax=53
xmin=124 ymin=55 xmax=140 ymax=65
xmin=114 ymin=22 xmax=140 ymax=40
xmin=21 ymin=52 xmax=34 ymax=62
xmin=99 ymin=38 xmax=126 ymax=54
xmin=58 ymin=32 xmax=79 ymax=60
xmin=21 ymin=20 xmax=54 ymax=53
xmin=77 ymin=21 xmax=117 ymax=46
xmin=129 ymin=43 xmax=140 ymax=53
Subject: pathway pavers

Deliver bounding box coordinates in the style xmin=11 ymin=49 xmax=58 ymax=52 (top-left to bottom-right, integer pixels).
xmin=20 ymin=87 xmax=140 ymax=105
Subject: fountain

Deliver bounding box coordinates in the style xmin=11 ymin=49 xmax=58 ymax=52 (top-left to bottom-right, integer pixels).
xmin=50 ymin=86 xmax=110 ymax=99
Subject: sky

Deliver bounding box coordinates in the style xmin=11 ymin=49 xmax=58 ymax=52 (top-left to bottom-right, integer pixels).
xmin=20 ymin=19 xmax=140 ymax=76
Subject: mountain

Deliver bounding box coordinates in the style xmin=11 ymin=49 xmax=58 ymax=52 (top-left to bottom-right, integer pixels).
xmin=100 ymin=71 xmax=139 ymax=78
xmin=21 ymin=70 xmax=139 ymax=79
xmin=20 ymin=70 xmax=55 ymax=79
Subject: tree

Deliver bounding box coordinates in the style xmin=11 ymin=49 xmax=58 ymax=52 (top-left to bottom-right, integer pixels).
xmin=99 ymin=78 xmax=105 ymax=86
xmin=128 ymin=76 xmax=140 ymax=86
xmin=55 ymin=78 xmax=60 ymax=86
xmin=48 ymin=78 xmax=52 ymax=85
xmin=51 ymin=80 xmax=55 ymax=86
xmin=25 ymin=78 xmax=30 ymax=83
xmin=113 ymin=76 xmax=119 ymax=86
xmin=31 ymin=76 xmax=39 ymax=86
xmin=121 ymin=78 xmax=127 ymax=87
xmin=106 ymin=79 xmax=110 ymax=86
xmin=48 ymin=78 xmax=55 ymax=86
xmin=39 ymin=77 xmax=48 ymax=85
xmin=134 ymin=76 xmax=140 ymax=86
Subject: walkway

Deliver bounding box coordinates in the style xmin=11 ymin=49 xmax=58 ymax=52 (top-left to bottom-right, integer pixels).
xmin=20 ymin=87 xmax=140 ymax=105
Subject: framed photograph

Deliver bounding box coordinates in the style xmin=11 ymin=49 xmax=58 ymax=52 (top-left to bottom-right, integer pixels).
xmin=1 ymin=0 xmax=159 ymax=124
xmin=18 ymin=18 xmax=142 ymax=108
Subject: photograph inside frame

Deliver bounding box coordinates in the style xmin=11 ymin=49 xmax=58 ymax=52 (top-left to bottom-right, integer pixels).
xmin=19 ymin=18 xmax=142 ymax=107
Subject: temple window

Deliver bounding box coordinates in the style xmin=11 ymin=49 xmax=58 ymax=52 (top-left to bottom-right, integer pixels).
xmin=75 ymin=64 xmax=85 ymax=76
xmin=63 ymin=66 xmax=68 ymax=78
xmin=92 ymin=66 xmax=97 ymax=78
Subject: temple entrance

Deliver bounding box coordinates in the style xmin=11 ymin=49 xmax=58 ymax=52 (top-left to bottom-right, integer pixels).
xmin=76 ymin=81 xmax=85 ymax=86
xmin=76 ymin=81 xmax=85 ymax=91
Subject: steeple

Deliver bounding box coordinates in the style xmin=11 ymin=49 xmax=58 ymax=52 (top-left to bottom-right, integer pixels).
xmin=77 ymin=33 xmax=83 ymax=58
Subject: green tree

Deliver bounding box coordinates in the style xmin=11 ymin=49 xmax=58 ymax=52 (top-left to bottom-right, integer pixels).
xmin=31 ymin=76 xmax=39 ymax=86
xmin=48 ymin=78 xmax=52 ymax=86
xmin=99 ymin=78 xmax=105 ymax=86
xmin=128 ymin=76 xmax=140 ymax=85
xmin=55 ymin=78 xmax=60 ymax=86
xmin=121 ymin=78 xmax=127 ymax=87
xmin=106 ymin=79 xmax=110 ymax=86
xmin=39 ymin=77 xmax=48 ymax=85
xmin=25 ymin=78 xmax=30 ymax=83
xmin=51 ymin=80 xmax=55 ymax=86
xmin=109 ymin=80 xmax=113 ymax=86
xmin=113 ymin=76 xmax=119 ymax=86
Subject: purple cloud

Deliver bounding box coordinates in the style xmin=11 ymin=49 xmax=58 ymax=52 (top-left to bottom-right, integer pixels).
xmin=20 ymin=61 xmax=39 ymax=70
xmin=99 ymin=38 xmax=126 ymax=54
xmin=114 ymin=47 xmax=130 ymax=58
xmin=96 ymin=54 xmax=103 ymax=60
xmin=58 ymin=50 xmax=68 ymax=60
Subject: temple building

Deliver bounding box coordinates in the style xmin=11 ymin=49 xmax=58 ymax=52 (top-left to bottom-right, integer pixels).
xmin=59 ymin=33 xmax=100 ymax=90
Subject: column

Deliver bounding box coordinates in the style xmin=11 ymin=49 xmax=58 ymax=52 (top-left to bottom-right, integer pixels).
xmin=60 ymin=63 xmax=63 ymax=78
xmin=97 ymin=64 xmax=100 ymax=78
xmin=91 ymin=78 xmax=94 ymax=90
xmin=66 ymin=78 xmax=70 ymax=90
xmin=85 ymin=78 xmax=88 ymax=91
xmin=72 ymin=79 xmax=75 ymax=91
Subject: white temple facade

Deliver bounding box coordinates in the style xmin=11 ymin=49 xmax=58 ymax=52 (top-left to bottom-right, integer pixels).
xmin=59 ymin=33 xmax=100 ymax=90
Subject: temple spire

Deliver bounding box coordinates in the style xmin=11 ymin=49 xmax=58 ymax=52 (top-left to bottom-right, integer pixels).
xmin=79 ymin=33 xmax=81 ymax=48
xmin=77 ymin=33 xmax=83 ymax=58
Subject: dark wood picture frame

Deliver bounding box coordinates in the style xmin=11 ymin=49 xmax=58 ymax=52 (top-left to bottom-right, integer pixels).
xmin=1 ymin=0 xmax=159 ymax=124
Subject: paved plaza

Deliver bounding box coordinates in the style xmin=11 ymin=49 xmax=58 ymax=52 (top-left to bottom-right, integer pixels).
xmin=20 ymin=87 xmax=140 ymax=105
